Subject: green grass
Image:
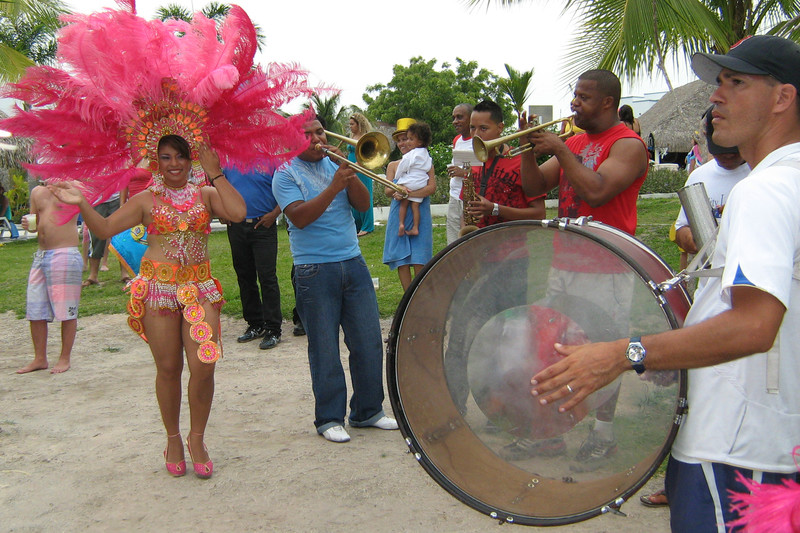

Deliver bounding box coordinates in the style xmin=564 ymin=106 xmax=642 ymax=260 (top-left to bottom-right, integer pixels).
xmin=0 ymin=197 xmax=682 ymax=320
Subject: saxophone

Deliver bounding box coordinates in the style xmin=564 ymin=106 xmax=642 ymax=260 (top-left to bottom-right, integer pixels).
xmin=459 ymin=163 xmax=479 ymax=237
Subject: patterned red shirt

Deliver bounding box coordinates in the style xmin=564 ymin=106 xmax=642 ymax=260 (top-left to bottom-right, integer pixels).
xmin=467 ymin=155 xmax=542 ymax=228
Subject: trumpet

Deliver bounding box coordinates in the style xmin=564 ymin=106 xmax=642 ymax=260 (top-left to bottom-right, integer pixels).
xmin=315 ymin=144 xmax=408 ymax=198
xmin=324 ymin=130 xmax=391 ymax=169
xmin=472 ymin=117 xmax=574 ymax=162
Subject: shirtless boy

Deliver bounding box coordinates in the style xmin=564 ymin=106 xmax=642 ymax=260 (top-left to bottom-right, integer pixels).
xmin=17 ymin=185 xmax=81 ymax=374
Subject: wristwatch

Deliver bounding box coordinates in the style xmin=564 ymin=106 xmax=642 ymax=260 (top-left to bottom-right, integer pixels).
xmin=491 ymin=203 xmax=500 ymax=216
xmin=625 ymin=337 xmax=646 ymax=374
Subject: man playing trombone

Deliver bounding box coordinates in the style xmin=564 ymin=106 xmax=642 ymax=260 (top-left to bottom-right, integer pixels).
xmin=508 ymin=70 xmax=649 ymax=465
xmin=272 ymin=115 xmax=398 ymax=443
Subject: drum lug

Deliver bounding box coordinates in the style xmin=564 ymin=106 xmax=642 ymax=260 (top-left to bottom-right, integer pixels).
xmin=488 ymin=511 xmax=514 ymax=524
xmin=658 ymin=273 xmax=687 ymax=292
xmin=675 ymin=397 xmax=689 ymax=426
xmin=601 ymin=497 xmax=627 ymax=516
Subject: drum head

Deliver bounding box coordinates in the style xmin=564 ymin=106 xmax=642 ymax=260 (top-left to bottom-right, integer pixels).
xmin=387 ymin=220 xmax=689 ymax=526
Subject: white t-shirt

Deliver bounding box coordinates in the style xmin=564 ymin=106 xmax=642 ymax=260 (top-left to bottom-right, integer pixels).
xmin=671 ymin=143 xmax=800 ymax=473
xmin=450 ymin=135 xmax=474 ymax=200
xmin=396 ymin=147 xmax=432 ymax=203
xmin=675 ymin=159 xmax=750 ymax=229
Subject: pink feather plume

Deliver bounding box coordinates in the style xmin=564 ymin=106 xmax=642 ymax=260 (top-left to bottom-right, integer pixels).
xmin=727 ymin=447 xmax=800 ymax=532
xmin=0 ymin=3 xmax=314 ymax=221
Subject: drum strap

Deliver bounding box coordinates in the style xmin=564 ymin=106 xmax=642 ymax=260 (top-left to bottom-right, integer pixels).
xmin=663 ymin=161 xmax=800 ymax=394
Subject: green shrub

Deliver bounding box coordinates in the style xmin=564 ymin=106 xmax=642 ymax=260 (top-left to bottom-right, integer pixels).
xmin=641 ymin=167 xmax=688 ymax=194
xmin=7 ymin=171 xmax=29 ymax=222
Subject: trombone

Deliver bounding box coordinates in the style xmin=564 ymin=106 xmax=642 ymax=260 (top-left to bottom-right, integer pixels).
xmin=324 ymin=130 xmax=391 ymax=169
xmin=315 ymin=144 xmax=409 ymax=198
xmin=472 ymin=117 xmax=574 ymax=162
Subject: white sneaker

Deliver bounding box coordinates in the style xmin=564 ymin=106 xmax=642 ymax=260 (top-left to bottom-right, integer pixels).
xmin=371 ymin=416 xmax=399 ymax=430
xmin=322 ymin=425 xmax=351 ymax=443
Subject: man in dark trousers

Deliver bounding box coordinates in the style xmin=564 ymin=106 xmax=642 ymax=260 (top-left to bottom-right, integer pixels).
xmin=224 ymin=167 xmax=283 ymax=350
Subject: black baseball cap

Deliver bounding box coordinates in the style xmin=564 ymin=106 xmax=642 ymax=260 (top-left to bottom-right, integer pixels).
xmin=702 ymin=106 xmax=738 ymax=155
xmin=691 ymin=35 xmax=800 ymax=92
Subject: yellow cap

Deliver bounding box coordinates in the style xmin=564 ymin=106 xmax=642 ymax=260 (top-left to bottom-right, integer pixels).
xmin=392 ymin=118 xmax=416 ymax=140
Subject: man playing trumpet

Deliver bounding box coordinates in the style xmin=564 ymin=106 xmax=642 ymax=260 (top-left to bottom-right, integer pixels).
xmin=507 ymin=69 xmax=649 ymax=465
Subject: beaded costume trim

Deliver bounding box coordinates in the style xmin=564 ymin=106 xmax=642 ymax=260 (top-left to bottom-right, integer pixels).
xmin=127 ymin=257 xmax=223 ymax=364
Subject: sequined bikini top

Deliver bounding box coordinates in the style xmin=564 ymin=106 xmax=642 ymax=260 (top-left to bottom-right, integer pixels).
xmin=149 ymin=201 xmax=211 ymax=236
xmin=147 ymin=184 xmax=211 ymax=265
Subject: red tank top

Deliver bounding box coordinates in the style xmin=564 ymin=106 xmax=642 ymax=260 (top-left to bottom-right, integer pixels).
xmin=558 ymin=123 xmax=647 ymax=235
xmin=554 ymin=123 xmax=648 ymax=273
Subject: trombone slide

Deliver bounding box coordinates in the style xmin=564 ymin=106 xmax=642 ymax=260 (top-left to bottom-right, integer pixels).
xmin=316 ymin=145 xmax=408 ymax=198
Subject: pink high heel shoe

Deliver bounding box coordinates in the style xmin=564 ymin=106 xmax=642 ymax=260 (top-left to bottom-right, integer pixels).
xmin=163 ymin=433 xmax=186 ymax=477
xmin=186 ymin=432 xmax=213 ymax=479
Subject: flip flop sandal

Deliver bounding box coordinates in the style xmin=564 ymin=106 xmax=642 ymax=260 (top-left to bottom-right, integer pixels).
xmin=81 ymin=279 xmax=99 ymax=288
xmin=639 ymin=488 xmax=669 ymax=507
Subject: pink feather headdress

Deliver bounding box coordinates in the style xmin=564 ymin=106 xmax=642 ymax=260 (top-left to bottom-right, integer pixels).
xmin=727 ymin=446 xmax=800 ymax=532
xmin=0 ymin=2 xmax=314 ymax=210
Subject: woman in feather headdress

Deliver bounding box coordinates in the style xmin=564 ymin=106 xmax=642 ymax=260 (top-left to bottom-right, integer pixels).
xmin=4 ymin=2 xmax=314 ymax=479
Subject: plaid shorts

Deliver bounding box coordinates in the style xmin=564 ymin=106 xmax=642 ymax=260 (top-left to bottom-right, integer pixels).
xmin=26 ymin=247 xmax=83 ymax=322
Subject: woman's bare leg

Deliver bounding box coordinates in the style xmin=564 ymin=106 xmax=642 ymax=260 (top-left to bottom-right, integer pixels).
xmin=183 ymin=301 xmax=218 ymax=464
xmin=398 ymin=265 xmax=412 ymax=291
xmin=142 ymin=311 xmax=185 ymax=465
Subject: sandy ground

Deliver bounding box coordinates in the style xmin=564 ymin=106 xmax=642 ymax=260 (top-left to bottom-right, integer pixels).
xmin=1 ymin=311 xmax=670 ymax=532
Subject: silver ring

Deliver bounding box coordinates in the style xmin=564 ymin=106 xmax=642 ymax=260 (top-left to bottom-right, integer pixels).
xmin=566 ymin=384 xmax=574 ymax=393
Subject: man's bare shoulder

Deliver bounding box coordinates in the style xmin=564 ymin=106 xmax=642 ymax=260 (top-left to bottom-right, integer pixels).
xmin=30 ymin=184 xmax=56 ymax=204
xmin=609 ymin=136 xmax=648 ymax=155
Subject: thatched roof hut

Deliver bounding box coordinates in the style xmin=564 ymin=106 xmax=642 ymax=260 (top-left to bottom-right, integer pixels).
xmin=638 ymin=80 xmax=715 ymax=154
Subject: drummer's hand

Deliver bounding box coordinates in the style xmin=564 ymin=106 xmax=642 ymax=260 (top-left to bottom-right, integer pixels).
xmin=466 ymin=195 xmax=493 ymax=218
xmin=198 ymin=144 xmax=222 ymax=178
xmin=47 ymin=181 xmax=86 ymax=206
xmin=530 ymin=339 xmax=629 ymax=412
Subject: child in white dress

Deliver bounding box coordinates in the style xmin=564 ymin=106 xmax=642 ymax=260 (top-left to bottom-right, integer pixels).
xmin=395 ymin=122 xmax=432 ymax=236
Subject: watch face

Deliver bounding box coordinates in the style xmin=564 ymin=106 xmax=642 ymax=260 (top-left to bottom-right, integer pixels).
xmin=627 ymin=343 xmax=645 ymax=363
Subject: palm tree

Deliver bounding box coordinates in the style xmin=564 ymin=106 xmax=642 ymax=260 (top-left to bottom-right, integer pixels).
xmin=499 ymin=63 xmax=534 ymax=118
xmin=155 ymin=2 xmax=267 ymax=50
xmin=155 ymin=3 xmax=192 ymax=21
xmin=0 ymin=0 xmax=67 ymax=83
xmin=466 ymin=0 xmax=800 ymax=90
xmin=303 ymin=93 xmax=349 ymax=135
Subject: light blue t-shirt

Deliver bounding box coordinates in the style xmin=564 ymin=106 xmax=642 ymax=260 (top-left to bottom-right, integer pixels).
xmin=272 ymin=157 xmax=361 ymax=264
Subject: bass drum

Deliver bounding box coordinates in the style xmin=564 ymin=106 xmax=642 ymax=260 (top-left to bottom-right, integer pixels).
xmin=387 ymin=219 xmax=690 ymax=526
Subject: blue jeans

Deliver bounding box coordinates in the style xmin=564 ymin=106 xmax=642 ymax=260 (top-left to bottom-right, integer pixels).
xmin=294 ymin=256 xmax=386 ymax=433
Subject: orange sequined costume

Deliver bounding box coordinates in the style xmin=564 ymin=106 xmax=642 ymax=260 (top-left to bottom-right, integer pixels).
xmin=126 ymin=184 xmax=223 ymax=363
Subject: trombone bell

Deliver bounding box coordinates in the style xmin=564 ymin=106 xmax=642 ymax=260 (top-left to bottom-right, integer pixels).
xmin=324 ymin=130 xmax=391 ymax=169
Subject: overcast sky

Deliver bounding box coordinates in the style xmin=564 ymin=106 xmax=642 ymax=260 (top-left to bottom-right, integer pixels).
xmin=70 ymin=0 xmax=697 ymax=118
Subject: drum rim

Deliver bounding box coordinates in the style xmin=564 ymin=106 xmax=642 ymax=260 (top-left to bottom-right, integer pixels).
xmin=387 ymin=219 xmax=689 ymax=525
